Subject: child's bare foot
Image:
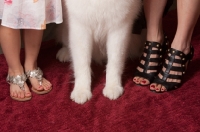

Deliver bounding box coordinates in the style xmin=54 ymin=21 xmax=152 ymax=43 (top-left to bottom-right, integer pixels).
xmin=26 ymin=67 xmax=52 ymax=94
xmin=7 ymin=74 xmax=32 ymax=101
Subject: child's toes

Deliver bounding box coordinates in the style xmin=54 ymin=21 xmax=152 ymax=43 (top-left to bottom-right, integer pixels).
xmin=37 ymin=85 xmax=43 ymax=90
xmin=20 ymin=92 xmax=25 ymax=98
xmin=43 ymin=83 xmax=51 ymax=90
xmin=42 ymin=79 xmax=52 ymax=90
xmin=12 ymin=92 xmax=17 ymax=97
xmin=25 ymin=92 xmax=31 ymax=97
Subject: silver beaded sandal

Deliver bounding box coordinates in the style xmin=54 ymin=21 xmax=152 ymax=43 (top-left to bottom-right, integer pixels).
xmin=6 ymin=74 xmax=31 ymax=101
xmin=26 ymin=67 xmax=52 ymax=94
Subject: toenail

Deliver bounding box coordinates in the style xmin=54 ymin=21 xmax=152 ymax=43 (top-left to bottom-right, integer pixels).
xmin=141 ymin=80 xmax=146 ymax=83
xmin=151 ymin=85 xmax=155 ymax=88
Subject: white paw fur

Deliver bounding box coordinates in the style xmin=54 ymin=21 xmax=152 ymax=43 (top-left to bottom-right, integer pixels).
xmin=56 ymin=46 xmax=70 ymax=62
xmin=70 ymin=88 xmax=92 ymax=104
xmin=103 ymin=85 xmax=124 ymax=100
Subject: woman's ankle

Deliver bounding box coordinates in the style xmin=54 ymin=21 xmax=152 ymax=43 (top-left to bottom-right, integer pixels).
xmin=146 ymin=30 xmax=164 ymax=43
xmin=171 ymin=42 xmax=191 ymax=55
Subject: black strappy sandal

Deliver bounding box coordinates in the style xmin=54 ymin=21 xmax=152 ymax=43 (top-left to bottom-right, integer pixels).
xmin=151 ymin=45 xmax=194 ymax=92
xmin=133 ymin=36 xmax=169 ymax=85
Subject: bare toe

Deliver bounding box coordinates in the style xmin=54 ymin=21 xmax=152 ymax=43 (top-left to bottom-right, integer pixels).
xmin=42 ymin=78 xmax=52 ymax=90
xmin=150 ymin=83 xmax=156 ymax=91
xmin=10 ymin=83 xmax=31 ymax=99
xmin=133 ymin=77 xmax=139 ymax=83
xmin=20 ymin=92 xmax=25 ymax=98
xmin=155 ymin=84 xmax=162 ymax=92
xmin=140 ymin=78 xmax=150 ymax=85
xmin=13 ymin=92 xmax=17 ymax=97
xmin=161 ymin=86 xmax=166 ymax=92
xmin=42 ymin=83 xmax=49 ymax=90
xmin=133 ymin=77 xmax=140 ymax=84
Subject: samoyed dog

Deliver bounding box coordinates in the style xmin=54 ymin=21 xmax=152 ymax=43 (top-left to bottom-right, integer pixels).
xmin=56 ymin=0 xmax=143 ymax=104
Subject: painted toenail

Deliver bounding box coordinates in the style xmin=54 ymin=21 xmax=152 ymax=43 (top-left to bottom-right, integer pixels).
xmin=151 ymin=85 xmax=155 ymax=88
xmin=141 ymin=80 xmax=146 ymax=83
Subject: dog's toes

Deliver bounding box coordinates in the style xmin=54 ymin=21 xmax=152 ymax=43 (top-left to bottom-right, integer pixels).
xmin=70 ymin=89 xmax=92 ymax=104
xmin=56 ymin=47 xmax=70 ymax=62
xmin=103 ymin=85 xmax=124 ymax=100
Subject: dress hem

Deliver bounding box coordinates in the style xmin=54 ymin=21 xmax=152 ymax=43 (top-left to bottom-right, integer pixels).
xmin=0 ymin=20 xmax=63 ymax=30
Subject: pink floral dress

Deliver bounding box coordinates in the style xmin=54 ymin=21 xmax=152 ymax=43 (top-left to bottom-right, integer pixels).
xmin=0 ymin=0 xmax=63 ymax=29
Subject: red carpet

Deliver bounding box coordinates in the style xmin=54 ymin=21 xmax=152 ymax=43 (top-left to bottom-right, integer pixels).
xmin=1 ymin=10 xmax=200 ymax=131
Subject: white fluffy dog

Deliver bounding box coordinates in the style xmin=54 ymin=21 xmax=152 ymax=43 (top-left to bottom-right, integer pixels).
xmin=56 ymin=0 xmax=144 ymax=104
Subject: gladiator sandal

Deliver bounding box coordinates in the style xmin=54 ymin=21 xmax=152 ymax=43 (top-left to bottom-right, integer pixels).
xmin=151 ymin=45 xmax=194 ymax=92
xmin=26 ymin=67 xmax=52 ymax=94
xmin=133 ymin=36 xmax=169 ymax=85
xmin=7 ymin=73 xmax=31 ymax=101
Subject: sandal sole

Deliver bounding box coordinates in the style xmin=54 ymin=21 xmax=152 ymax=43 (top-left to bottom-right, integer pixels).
xmin=10 ymin=96 xmax=32 ymax=101
xmin=31 ymin=87 xmax=52 ymax=95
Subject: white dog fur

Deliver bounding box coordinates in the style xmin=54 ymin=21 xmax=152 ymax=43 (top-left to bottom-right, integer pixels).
xmin=56 ymin=0 xmax=144 ymax=104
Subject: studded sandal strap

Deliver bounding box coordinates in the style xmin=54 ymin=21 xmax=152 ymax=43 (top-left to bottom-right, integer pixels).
xmin=138 ymin=41 xmax=164 ymax=72
xmin=153 ymin=46 xmax=194 ymax=91
xmin=6 ymin=74 xmax=27 ymax=91
xmin=134 ymin=41 xmax=167 ymax=82
xmin=134 ymin=35 xmax=169 ymax=83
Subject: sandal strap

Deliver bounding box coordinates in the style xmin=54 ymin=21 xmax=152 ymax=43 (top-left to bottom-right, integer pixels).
xmin=139 ymin=41 xmax=163 ymax=71
xmin=153 ymin=45 xmax=194 ymax=91
xmin=26 ymin=67 xmax=43 ymax=85
xmin=134 ymin=36 xmax=169 ymax=82
xmin=6 ymin=74 xmax=27 ymax=91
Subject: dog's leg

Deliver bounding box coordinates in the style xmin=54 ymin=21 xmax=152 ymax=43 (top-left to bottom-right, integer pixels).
xmin=56 ymin=23 xmax=70 ymax=62
xmin=56 ymin=45 xmax=70 ymax=62
xmin=103 ymin=25 xmax=131 ymax=100
xmin=69 ymin=22 xmax=93 ymax=104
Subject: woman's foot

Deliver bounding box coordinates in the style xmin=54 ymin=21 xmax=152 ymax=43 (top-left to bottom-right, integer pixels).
xmin=150 ymin=45 xmax=194 ymax=92
xmin=133 ymin=36 xmax=168 ymax=86
xmin=25 ymin=67 xmax=52 ymax=94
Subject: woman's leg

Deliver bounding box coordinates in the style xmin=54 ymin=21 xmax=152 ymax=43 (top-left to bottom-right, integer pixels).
xmin=23 ymin=29 xmax=52 ymax=91
xmin=0 ymin=26 xmax=31 ymax=99
xmin=150 ymin=0 xmax=200 ymax=92
xmin=133 ymin=0 xmax=167 ymax=85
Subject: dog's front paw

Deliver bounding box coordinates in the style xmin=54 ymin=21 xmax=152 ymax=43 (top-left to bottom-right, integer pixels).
xmin=56 ymin=47 xmax=70 ymax=62
xmin=103 ymin=85 xmax=124 ymax=100
xmin=70 ymin=88 xmax=92 ymax=104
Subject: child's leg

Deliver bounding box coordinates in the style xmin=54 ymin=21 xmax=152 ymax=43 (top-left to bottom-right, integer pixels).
xmin=23 ymin=29 xmax=52 ymax=91
xmin=0 ymin=25 xmax=31 ymax=99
